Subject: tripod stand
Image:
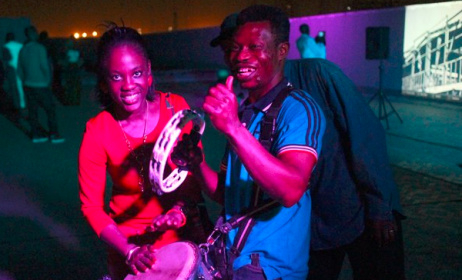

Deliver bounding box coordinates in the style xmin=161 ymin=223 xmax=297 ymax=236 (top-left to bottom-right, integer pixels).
xmin=368 ymin=59 xmax=403 ymax=129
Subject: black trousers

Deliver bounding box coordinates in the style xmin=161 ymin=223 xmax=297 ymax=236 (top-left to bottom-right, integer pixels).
xmin=308 ymin=217 xmax=405 ymax=280
xmin=62 ymin=64 xmax=81 ymax=105
xmin=24 ymin=86 xmax=59 ymax=136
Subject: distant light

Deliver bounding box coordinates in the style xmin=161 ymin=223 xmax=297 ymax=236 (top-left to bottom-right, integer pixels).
xmin=168 ymin=26 xmax=173 ymax=32
xmin=73 ymin=33 xmax=80 ymax=39
xmin=347 ymin=6 xmax=351 ymax=11
xmin=82 ymin=32 xmax=87 ymax=38
xmin=92 ymin=31 xmax=98 ymax=37
xmin=137 ymin=28 xmax=142 ymax=34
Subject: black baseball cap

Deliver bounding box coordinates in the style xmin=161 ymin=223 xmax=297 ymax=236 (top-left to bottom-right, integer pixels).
xmin=210 ymin=13 xmax=238 ymax=47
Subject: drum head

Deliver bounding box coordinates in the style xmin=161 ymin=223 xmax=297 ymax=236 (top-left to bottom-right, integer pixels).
xmin=124 ymin=242 xmax=200 ymax=280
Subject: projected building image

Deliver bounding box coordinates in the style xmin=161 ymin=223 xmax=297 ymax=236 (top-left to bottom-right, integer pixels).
xmin=402 ymin=2 xmax=462 ymax=101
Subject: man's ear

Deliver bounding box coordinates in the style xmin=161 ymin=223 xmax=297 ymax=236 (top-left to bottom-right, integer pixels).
xmin=278 ymin=42 xmax=290 ymax=60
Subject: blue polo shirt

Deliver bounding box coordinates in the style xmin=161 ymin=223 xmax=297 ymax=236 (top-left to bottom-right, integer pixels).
xmin=222 ymin=79 xmax=326 ymax=279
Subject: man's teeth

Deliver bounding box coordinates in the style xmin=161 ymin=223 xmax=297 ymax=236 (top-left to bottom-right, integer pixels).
xmin=237 ymin=68 xmax=255 ymax=78
xmin=238 ymin=68 xmax=255 ymax=73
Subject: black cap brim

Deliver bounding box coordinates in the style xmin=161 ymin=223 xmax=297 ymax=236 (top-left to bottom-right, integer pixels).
xmin=210 ymin=35 xmax=224 ymax=47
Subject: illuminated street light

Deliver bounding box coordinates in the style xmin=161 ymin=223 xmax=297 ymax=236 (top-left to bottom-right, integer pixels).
xmin=73 ymin=32 xmax=80 ymax=39
xmin=92 ymin=31 xmax=98 ymax=37
xmin=82 ymin=32 xmax=87 ymax=38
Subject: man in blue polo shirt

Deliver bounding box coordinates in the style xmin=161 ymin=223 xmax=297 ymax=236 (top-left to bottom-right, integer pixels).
xmin=194 ymin=5 xmax=325 ymax=280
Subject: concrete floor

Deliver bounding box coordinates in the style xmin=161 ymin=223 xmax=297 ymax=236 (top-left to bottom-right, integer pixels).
xmin=0 ymin=76 xmax=460 ymax=280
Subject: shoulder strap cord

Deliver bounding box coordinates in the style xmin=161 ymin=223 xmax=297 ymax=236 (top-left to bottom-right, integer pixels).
xmin=259 ymin=86 xmax=292 ymax=150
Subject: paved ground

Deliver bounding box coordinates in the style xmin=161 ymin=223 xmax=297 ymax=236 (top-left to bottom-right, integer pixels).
xmin=0 ymin=75 xmax=460 ymax=280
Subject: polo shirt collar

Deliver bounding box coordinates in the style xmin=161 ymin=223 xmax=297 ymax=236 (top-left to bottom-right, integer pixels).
xmin=240 ymin=78 xmax=290 ymax=113
xmin=238 ymin=78 xmax=290 ymax=128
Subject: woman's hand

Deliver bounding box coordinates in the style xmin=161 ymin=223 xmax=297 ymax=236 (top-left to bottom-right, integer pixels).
xmin=171 ymin=132 xmax=203 ymax=170
xmin=146 ymin=208 xmax=186 ymax=232
xmin=125 ymin=244 xmax=156 ymax=275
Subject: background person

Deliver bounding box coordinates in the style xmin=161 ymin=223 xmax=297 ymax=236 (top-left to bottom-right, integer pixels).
xmin=0 ymin=59 xmax=8 ymax=114
xmin=2 ymin=32 xmax=26 ymax=116
xmin=39 ymin=30 xmax=64 ymax=104
xmin=296 ymin=23 xmax=319 ymax=59
xmin=17 ymin=25 xmax=65 ymax=143
xmin=284 ymin=58 xmax=406 ymax=280
xmin=209 ymin=13 xmax=246 ymax=103
xmin=78 ymin=25 xmax=211 ymax=280
xmin=58 ymin=37 xmax=83 ymax=105
xmin=314 ymin=31 xmax=326 ymax=59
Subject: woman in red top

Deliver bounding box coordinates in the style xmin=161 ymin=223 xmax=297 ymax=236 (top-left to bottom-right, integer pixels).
xmin=78 ymin=25 xmax=210 ymax=279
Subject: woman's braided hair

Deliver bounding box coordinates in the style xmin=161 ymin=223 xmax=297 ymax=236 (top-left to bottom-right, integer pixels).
xmin=95 ymin=22 xmax=155 ymax=108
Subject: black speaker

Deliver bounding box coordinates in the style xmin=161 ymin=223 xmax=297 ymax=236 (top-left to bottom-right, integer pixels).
xmin=366 ymin=27 xmax=389 ymax=60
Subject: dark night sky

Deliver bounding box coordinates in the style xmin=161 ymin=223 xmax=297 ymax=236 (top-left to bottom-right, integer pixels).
xmin=0 ymin=0 xmax=301 ymax=37
xmin=1 ymin=1 xmax=446 ymax=38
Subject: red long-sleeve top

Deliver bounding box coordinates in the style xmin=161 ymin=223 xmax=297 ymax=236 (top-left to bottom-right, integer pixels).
xmin=78 ymin=91 xmax=202 ymax=248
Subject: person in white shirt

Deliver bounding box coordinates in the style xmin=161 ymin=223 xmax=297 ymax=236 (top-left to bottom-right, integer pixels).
xmin=296 ymin=24 xmax=319 ymax=59
xmin=2 ymin=32 xmax=26 ymax=113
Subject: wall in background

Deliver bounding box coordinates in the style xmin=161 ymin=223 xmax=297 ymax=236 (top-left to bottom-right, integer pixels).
xmin=289 ymin=7 xmax=405 ymax=95
xmin=13 ymin=2 xmax=461 ymax=102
